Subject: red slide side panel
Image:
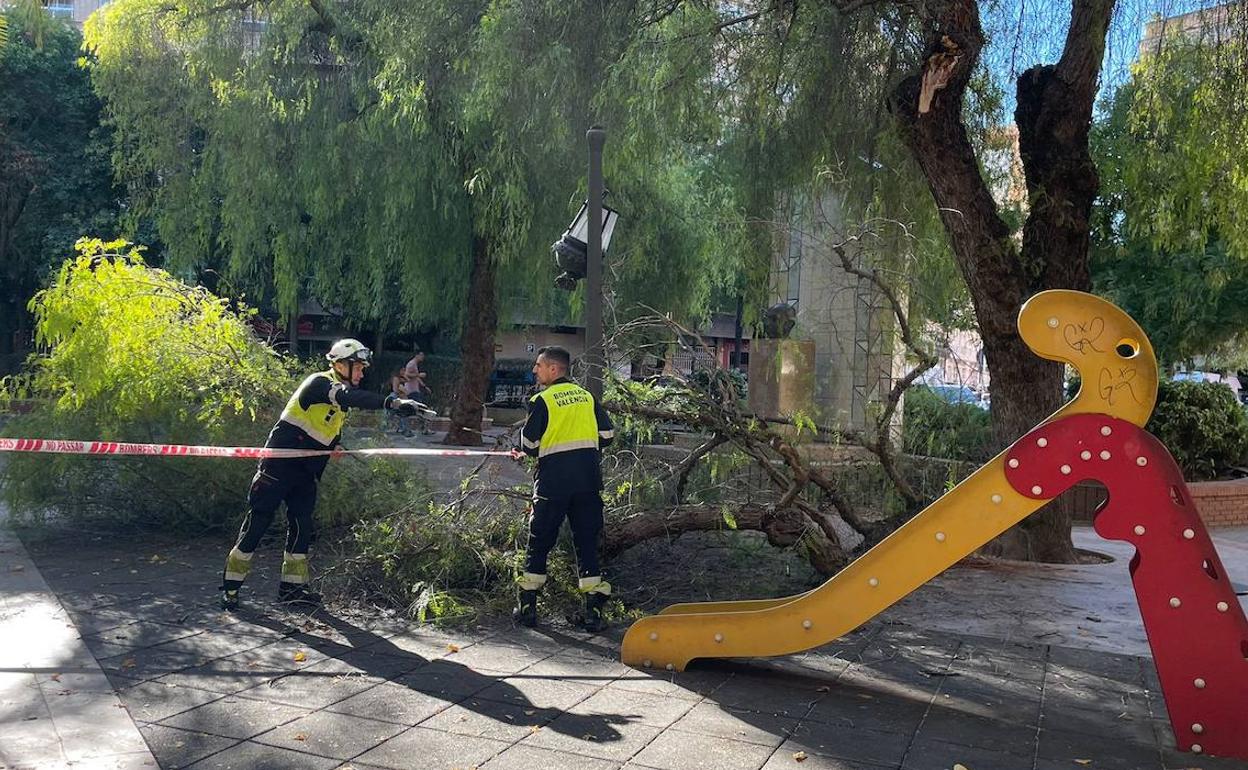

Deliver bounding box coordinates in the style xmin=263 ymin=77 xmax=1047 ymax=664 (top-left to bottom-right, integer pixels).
xmin=1004 ymin=414 xmax=1248 ymax=760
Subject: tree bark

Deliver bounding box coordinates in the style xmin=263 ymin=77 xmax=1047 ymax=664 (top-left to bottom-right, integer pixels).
xmin=603 ymin=504 xmax=848 ymax=576
xmin=444 ymin=233 xmax=497 ymax=446
xmin=887 ymin=0 xmax=1116 ymax=562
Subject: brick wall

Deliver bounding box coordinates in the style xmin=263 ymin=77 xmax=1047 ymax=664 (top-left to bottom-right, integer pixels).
xmin=1068 ymin=479 xmax=1248 ymax=527
xmin=1187 ymin=480 xmax=1248 ymax=527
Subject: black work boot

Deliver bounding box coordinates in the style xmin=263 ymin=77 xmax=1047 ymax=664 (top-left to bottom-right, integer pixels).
xmin=513 ymin=589 xmax=538 ymax=627
xmin=580 ymin=593 xmax=608 ymax=633
xmin=220 ymin=588 xmax=240 ymax=611
xmin=277 ymin=583 xmax=323 ymax=608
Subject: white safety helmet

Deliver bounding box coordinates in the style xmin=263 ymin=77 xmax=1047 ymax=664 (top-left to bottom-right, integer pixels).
xmin=326 ymin=338 xmax=372 ymax=365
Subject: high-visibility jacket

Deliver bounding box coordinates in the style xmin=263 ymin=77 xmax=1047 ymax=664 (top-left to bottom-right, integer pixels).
xmin=263 ymin=369 xmax=392 ymax=475
xmin=519 ymin=378 xmax=614 ymax=497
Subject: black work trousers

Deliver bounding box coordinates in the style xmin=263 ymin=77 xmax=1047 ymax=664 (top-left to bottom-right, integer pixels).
xmin=234 ymin=459 xmax=319 ymax=556
xmin=523 ymin=492 xmax=603 ymax=578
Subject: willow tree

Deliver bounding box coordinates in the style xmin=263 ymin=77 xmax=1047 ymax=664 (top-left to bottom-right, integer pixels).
xmin=88 ymin=0 xmax=735 ymax=444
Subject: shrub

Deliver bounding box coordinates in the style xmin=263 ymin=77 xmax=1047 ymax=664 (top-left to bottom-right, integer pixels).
xmin=902 ymin=385 xmax=995 ymax=462
xmin=1146 ymin=379 xmax=1248 ymax=481
xmin=0 ymin=239 xmax=427 ymax=534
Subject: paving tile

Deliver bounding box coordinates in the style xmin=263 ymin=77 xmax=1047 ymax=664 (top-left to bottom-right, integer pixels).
xmin=1047 ymin=646 xmax=1147 ymax=686
xmin=150 ymin=630 xmax=273 ymax=661
xmin=160 ymin=694 xmax=312 ymax=740
xmin=669 ymin=702 xmax=797 ymax=748
xmin=420 ymin=697 xmax=558 ymax=741
xmin=97 ymin=647 xmax=210 ymax=684
xmin=116 ymin=680 xmax=226 ymax=723
xmin=519 ymin=652 xmax=630 ymax=682
xmin=354 ymin=726 xmax=510 ymax=769
xmin=139 ymin=724 xmax=239 ymax=769
xmin=323 ymin=681 xmax=455 ymax=726
xmin=706 ymin=677 xmax=825 ymax=719
xmin=911 ymin=708 xmax=1039 ymax=756
xmin=477 ymin=673 xmax=602 ymax=711
xmin=949 ymin=645 xmax=1046 ymax=683
xmin=630 ymin=728 xmax=775 ymax=770
xmin=803 ymin=685 xmax=930 ymax=734
xmin=782 ymin=722 xmax=911 ymax=768
xmin=901 ymin=737 xmax=1032 ymax=770
xmin=1041 ymin=703 xmax=1159 ymax=745
xmin=483 ymin=744 xmax=622 ymax=770
xmin=444 ymin=639 xmax=559 ymax=674
xmin=333 ymin=647 xmax=428 ymax=680
xmin=84 ymin=622 xmax=203 ymax=652
xmin=233 ymin=658 xmax=380 ymax=709
xmin=393 ymin=658 xmax=501 ymax=700
xmin=252 ymin=709 xmax=406 ymax=760
xmin=0 ymin=714 xmax=67 ymax=765
xmin=605 ymin=670 xmax=728 ymax=701
xmin=1042 ymin=675 xmax=1151 ymax=717
xmin=1037 ymin=727 xmax=1166 ymax=770
xmin=524 ymin=713 xmax=663 ymax=762
xmin=183 ymin=738 xmax=341 ymax=769
xmin=759 ymin=747 xmax=889 ymax=769
xmin=564 ymin=686 xmax=697 ymax=730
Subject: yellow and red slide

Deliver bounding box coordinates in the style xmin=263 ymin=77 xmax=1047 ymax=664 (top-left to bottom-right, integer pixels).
xmin=620 ymin=290 xmax=1248 ymax=761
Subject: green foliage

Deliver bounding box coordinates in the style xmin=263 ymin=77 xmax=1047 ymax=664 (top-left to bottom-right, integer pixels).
xmin=1092 ymin=66 xmax=1248 ymax=366
xmin=902 ymin=385 xmax=994 ymax=462
xmin=1 ymin=239 xmax=428 ymax=533
xmin=1115 ymin=37 xmax=1248 ymax=259
xmin=0 ymin=10 xmax=119 ymax=353
xmin=334 ymin=489 xmax=602 ymax=623
xmin=1145 ymin=379 xmax=1248 ymax=482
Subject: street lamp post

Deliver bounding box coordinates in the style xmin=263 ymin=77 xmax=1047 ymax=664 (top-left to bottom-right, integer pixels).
xmin=585 ymin=126 xmax=606 ymax=400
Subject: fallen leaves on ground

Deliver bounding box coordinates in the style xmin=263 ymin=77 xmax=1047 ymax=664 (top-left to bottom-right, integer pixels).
xmin=120 ymin=658 xmax=137 ymax=669
xmin=447 ymin=644 xmax=460 ymax=653
xmin=50 ymin=674 xmax=61 ymax=682
xmin=293 ymin=651 xmax=307 ymax=662
xmin=293 ymin=733 xmax=308 ymax=741
xmin=1074 ymin=761 xmax=1092 ymax=766
xmin=793 ymin=751 xmax=807 ymax=762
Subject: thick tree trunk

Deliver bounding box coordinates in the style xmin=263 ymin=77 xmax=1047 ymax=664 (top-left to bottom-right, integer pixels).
xmin=603 ymin=504 xmax=848 ymax=576
xmin=887 ymin=0 xmax=1115 ymax=562
xmin=444 ymin=233 xmax=497 ymax=446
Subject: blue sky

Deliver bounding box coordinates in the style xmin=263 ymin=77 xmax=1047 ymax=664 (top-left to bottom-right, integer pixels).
xmin=979 ymin=0 xmax=1217 ymax=113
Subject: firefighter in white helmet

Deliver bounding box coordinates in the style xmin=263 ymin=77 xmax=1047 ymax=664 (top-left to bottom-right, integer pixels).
xmin=220 ymin=338 xmax=427 ymax=609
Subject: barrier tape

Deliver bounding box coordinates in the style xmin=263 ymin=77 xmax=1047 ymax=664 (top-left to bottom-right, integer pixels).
xmin=0 ymin=437 xmax=511 ymax=459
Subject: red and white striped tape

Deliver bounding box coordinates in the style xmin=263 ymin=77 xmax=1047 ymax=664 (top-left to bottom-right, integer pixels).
xmin=0 ymin=437 xmax=510 ymax=459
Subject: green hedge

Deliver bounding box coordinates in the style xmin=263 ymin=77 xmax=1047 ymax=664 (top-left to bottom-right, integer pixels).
xmin=1146 ymin=379 xmax=1248 ymax=481
xmin=902 ymin=385 xmax=994 ymax=462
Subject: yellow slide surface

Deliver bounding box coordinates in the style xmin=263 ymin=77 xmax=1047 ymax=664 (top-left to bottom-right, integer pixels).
xmin=621 ymin=291 xmax=1159 ymax=670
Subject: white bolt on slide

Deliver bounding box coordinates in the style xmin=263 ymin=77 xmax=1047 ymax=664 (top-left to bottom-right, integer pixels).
xmin=991 ymin=494 xmax=1003 ymax=504
xmin=1100 ymin=450 xmax=1111 ymax=460
xmin=1081 ymin=450 xmax=1092 ymax=460
xmin=1134 ymin=526 xmax=1146 ymax=535
xmin=1192 ymin=744 xmax=1203 ymax=754
xmin=1008 ymin=458 xmax=1020 ymax=468
xmin=802 ymin=619 xmax=813 ymax=629
xmin=935 ymin=532 xmax=946 ymax=542
xmin=1170 ymin=597 xmax=1182 ymax=608
xmin=1136 ymin=457 xmax=1148 ymax=467
xmin=868 ymin=577 xmax=879 ymax=587
xmin=1183 ymin=528 xmax=1195 ymax=539
xmin=714 ymin=633 xmax=724 ymax=643
xmin=1037 ymin=437 xmax=1048 ymax=447
xmin=1031 ymin=486 xmax=1043 ymax=495
xmin=1193 ymin=723 xmax=1205 ymax=734
xmin=1061 ymin=465 xmax=1072 ymax=475
xmin=1217 ymin=602 xmax=1229 ymax=612
xmin=1101 ymin=426 xmax=1112 ymax=436
xmin=1195 ymin=678 xmax=1206 ymax=689
xmin=649 ymin=632 xmax=658 ymax=641
xmin=1047 ymin=317 xmax=1059 ymax=328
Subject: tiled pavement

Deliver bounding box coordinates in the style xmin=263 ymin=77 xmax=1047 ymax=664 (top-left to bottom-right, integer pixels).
xmin=4 ymin=533 xmax=1248 ymax=770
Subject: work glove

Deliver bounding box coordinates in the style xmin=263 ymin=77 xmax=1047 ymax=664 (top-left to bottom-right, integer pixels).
xmin=391 ymin=397 xmax=434 ymax=417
